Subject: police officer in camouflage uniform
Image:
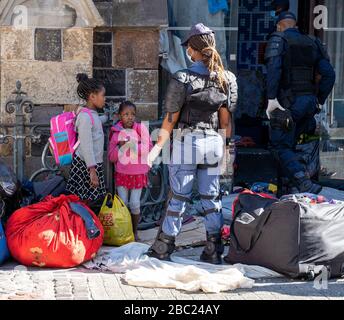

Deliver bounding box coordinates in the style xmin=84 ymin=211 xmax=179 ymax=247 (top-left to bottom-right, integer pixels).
xmin=265 ymin=12 xmax=336 ymax=194
xmin=147 ymin=24 xmax=238 ymax=264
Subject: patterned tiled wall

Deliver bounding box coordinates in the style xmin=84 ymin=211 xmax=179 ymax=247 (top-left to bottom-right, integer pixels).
xmin=237 ymin=0 xmax=275 ymax=72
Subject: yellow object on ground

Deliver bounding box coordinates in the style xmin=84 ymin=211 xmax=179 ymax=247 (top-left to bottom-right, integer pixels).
xmin=99 ymin=194 xmax=135 ymax=246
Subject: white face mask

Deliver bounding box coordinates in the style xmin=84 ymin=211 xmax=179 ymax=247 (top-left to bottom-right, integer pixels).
xmin=186 ymin=47 xmax=194 ymax=62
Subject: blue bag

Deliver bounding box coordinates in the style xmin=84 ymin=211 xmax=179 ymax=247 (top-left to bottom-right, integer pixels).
xmin=208 ymin=0 xmax=229 ymax=15
xmin=0 ymin=219 xmax=10 ymax=265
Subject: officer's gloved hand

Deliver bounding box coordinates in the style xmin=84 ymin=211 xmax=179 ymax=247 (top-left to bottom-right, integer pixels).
xmin=316 ymin=99 xmax=324 ymax=114
xmin=266 ymin=99 xmax=285 ymax=119
xmin=147 ymin=144 xmax=163 ymax=168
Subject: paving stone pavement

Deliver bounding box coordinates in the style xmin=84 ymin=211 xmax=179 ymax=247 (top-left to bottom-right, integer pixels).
xmin=0 ymin=261 xmax=343 ymax=300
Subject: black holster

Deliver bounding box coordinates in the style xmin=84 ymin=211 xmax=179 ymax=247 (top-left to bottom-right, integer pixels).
xmin=270 ymin=109 xmax=294 ymax=132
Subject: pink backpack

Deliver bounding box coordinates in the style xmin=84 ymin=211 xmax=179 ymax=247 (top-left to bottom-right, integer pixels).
xmin=49 ymin=108 xmax=94 ymax=167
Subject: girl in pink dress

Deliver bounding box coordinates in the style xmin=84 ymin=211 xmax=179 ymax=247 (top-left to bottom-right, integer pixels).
xmin=108 ymin=101 xmax=153 ymax=240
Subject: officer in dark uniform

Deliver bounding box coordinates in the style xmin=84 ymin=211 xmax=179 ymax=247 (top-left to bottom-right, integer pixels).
xmin=147 ymin=23 xmax=238 ymax=264
xmin=265 ymin=12 xmax=336 ymax=194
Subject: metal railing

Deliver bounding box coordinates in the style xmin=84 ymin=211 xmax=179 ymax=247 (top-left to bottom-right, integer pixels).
xmin=0 ymin=81 xmax=38 ymax=182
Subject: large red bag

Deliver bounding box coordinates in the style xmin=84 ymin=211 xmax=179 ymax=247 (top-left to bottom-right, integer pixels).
xmin=6 ymin=194 xmax=104 ymax=268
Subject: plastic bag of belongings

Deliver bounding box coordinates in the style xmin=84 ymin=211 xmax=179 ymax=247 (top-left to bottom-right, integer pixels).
xmin=6 ymin=194 xmax=104 ymax=268
xmin=0 ymin=213 xmax=10 ymax=265
xmin=0 ymin=160 xmax=18 ymax=264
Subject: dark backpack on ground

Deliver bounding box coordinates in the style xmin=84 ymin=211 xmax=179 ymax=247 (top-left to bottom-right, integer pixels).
xmin=21 ymin=175 xmax=66 ymax=207
xmin=33 ymin=175 xmax=66 ymax=201
xmin=0 ymin=160 xmax=18 ymax=199
xmin=225 ymin=192 xmax=344 ymax=280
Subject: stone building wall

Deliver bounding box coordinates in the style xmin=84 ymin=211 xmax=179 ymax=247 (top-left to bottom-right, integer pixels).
xmin=0 ymin=0 xmax=167 ymax=180
xmin=93 ymin=28 xmax=160 ymax=120
xmin=92 ymin=0 xmax=168 ymax=120
xmin=0 ymin=26 xmax=93 ymax=111
xmin=0 ymin=26 xmax=94 ymax=175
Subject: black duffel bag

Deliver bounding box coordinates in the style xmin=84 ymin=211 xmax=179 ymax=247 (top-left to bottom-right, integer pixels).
xmin=225 ymin=192 xmax=344 ymax=280
xmin=0 ymin=160 xmax=18 ymax=198
xmin=0 ymin=160 xmax=20 ymax=222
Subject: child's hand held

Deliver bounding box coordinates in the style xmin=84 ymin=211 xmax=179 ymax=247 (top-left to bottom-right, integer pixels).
xmin=89 ymin=167 xmax=100 ymax=188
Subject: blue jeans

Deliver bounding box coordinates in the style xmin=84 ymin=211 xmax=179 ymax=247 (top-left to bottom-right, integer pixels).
xmin=69 ymin=202 xmax=101 ymax=239
xmin=162 ymin=131 xmax=224 ymax=237
xmin=270 ymin=95 xmax=318 ymax=179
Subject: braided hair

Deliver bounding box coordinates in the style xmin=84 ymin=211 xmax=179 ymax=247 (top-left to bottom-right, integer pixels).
xmin=76 ymin=73 xmax=104 ymax=101
xmin=188 ymin=34 xmax=228 ymax=93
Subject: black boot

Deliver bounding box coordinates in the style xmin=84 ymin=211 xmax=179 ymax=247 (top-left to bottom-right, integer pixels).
xmin=200 ymin=233 xmax=224 ymax=265
xmin=131 ymin=214 xmax=141 ymax=242
xmin=294 ymin=172 xmax=322 ymax=194
xmin=147 ymin=231 xmax=176 ymax=261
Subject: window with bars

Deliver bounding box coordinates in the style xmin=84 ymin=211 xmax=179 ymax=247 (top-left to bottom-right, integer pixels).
xmin=93 ymin=31 xmax=126 ymax=105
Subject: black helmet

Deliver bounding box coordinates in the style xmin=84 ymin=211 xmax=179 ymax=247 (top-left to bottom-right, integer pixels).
xmin=271 ymin=0 xmax=290 ymax=12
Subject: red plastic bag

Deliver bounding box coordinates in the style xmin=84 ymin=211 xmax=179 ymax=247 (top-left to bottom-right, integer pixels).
xmin=6 ymin=194 xmax=104 ymax=268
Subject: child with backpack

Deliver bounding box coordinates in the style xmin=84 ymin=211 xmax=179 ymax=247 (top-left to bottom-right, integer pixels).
xmin=108 ymin=101 xmax=153 ymax=241
xmin=65 ymin=74 xmax=107 ymax=212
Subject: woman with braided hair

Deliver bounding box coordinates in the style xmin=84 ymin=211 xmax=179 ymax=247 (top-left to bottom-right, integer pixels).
xmin=147 ymin=23 xmax=238 ymax=264
xmin=188 ymin=32 xmax=229 ymax=93
xmin=66 ymin=73 xmax=108 ymax=213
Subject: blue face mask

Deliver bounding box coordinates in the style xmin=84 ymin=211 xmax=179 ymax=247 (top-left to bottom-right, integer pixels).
xmin=270 ymin=10 xmax=278 ymax=21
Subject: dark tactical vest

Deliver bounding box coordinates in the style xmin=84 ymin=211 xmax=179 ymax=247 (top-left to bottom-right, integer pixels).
xmin=281 ymin=32 xmax=318 ymax=97
xmin=178 ymin=71 xmax=229 ymax=130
